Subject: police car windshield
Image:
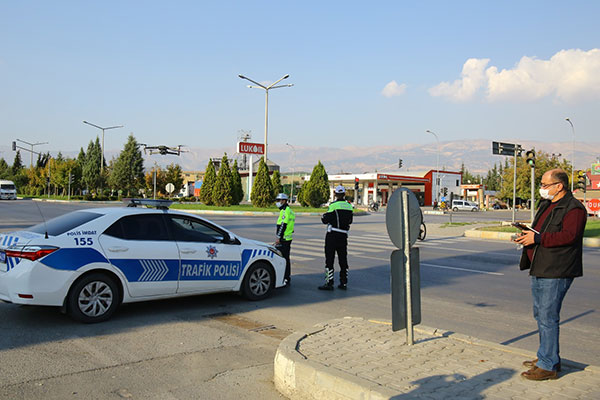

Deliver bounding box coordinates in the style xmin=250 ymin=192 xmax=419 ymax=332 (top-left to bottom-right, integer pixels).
xmin=28 ymin=211 xmax=103 ymax=236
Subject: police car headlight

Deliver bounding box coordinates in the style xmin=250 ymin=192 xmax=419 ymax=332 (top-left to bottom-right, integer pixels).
xmin=267 ymin=245 xmax=283 ymax=258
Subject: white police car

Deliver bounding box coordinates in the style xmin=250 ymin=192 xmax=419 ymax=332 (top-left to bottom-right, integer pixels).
xmin=0 ymin=199 xmax=286 ymax=323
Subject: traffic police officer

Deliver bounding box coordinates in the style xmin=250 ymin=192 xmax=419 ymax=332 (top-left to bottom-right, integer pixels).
xmin=275 ymin=193 xmax=295 ymax=286
xmin=319 ymin=185 xmax=353 ymax=290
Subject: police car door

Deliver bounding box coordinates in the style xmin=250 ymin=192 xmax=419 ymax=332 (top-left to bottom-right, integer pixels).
xmin=99 ymin=214 xmax=179 ymax=297
xmin=166 ymin=215 xmax=242 ymax=294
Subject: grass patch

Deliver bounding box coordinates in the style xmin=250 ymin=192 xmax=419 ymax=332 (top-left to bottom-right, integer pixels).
xmin=476 ymin=219 xmax=600 ymax=237
xmin=439 ymin=222 xmax=476 ymax=228
xmin=171 ymin=203 xmax=326 ymax=213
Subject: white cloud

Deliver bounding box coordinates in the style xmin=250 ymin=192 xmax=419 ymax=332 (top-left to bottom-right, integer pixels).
xmin=428 ymin=58 xmax=490 ymax=101
xmin=430 ymin=49 xmax=600 ymax=102
xmin=381 ymin=80 xmax=407 ymax=97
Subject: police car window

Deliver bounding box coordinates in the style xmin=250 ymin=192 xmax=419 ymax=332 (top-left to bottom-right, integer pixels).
xmin=104 ymin=214 xmax=170 ymax=241
xmin=168 ymin=216 xmax=225 ymax=243
xmin=28 ymin=211 xmax=103 ymax=236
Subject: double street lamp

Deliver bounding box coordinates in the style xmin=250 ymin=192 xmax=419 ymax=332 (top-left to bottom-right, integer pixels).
xmin=238 ymin=74 xmax=293 ymax=163
xmin=83 ymin=121 xmax=124 ymax=173
xmin=426 ymin=130 xmax=440 ymax=204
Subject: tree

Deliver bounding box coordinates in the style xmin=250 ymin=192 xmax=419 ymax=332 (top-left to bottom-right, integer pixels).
xmin=271 ymin=170 xmax=283 ymax=197
xmin=301 ymin=161 xmax=329 ymax=208
xmin=251 ymin=157 xmax=274 ymax=208
xmin=145 ymin=165 xmax=167 ymax=197
xmin=199 ymin=160 xmax=217 ymax=205
xmin=0 ymin=158 xmax=9 ymax=179
xmin=165 ymin=163 xmax=184 ymax=195
xmin=11 ymin=151 xmax=24 ymax=176
xmin=108 ymin=134 xmax=145 ymax=197
xmin=230 ymin=159 xmax=244 ymax=205
xmin=82 ymin=138 xmax=103 ymax=193
xmin=213 ymin=153 xmax=233 ymax=206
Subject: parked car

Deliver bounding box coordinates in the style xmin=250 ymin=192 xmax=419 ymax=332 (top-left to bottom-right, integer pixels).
xmin=0 ymin=180 xmax=17 ymax=200
xmin=0 ymin=199 xmax=286 ymax=323
xmin=451 ymin=200 xmax=479 ymax=212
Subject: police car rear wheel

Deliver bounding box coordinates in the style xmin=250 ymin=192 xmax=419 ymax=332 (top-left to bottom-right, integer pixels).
xmin=242 ymin=262 xmax=274 ymax=301
xmin=68 ymin=273 xmax=119 ymax=323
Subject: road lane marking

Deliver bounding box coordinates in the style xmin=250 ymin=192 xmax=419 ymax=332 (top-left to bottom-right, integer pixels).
xmin=348 ymin=255 xmax=505 ymax=276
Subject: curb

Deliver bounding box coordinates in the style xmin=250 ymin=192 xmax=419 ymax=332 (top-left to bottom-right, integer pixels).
xmin=274 ymin=319 xmax=398 ymax=400
xmin=464 ymin=229 xmax=600 ymax=248
xmin=274 ymin=318 xmax=600 ymax=400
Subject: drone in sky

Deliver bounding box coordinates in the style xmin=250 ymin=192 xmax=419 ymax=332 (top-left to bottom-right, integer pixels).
xmin=141 ymin=144 xmax=187 ymax=156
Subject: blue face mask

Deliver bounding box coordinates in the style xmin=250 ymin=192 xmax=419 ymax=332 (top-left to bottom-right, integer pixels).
xmin=276 ymin=202 xmax=283 ymax=209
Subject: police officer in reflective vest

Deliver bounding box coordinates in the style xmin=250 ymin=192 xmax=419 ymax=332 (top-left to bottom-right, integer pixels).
xmin=276 ymin=193 xmax=295 ymax=287
xmin=319 ymin=185 xmax=353 ymax=290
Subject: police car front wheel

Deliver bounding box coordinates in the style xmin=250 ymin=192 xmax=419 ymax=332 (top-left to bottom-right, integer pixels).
xmin=242 ymin=262 xmax=275 ymax=301
xmin=67 ymin=273 xmax=120 ymax=323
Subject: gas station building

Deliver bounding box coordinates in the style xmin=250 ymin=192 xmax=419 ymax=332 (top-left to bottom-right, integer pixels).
xmin=324 ymin=170 xmax=463 ymax=207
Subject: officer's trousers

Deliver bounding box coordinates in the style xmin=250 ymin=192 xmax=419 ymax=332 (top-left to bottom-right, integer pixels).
xmin=277 ymin=240 xmax=292 ymax=281
xmin=324 ymin=232 xmax=348 ymax=285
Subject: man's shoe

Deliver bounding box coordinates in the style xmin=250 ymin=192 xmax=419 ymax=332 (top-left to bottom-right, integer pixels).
xmin=522 ymin=358 xmax=561 ymax=372
xmin=521 ymin=366 xmax=558 ymax=381
xmin=318 ymin=284 xmax=334 ymax=291
xmin=337 ymin=283 xmax=347 ymax=290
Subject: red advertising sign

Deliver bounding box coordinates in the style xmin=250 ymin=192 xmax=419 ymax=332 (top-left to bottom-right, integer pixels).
xmin=237 ymin=142 xmax=265 ymax=155
xmin=587 ymin=198 xmax=600 ymax=212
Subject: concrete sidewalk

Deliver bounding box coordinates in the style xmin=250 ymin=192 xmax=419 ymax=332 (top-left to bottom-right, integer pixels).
xmin=274 ymin=317 xmax=600 ymax=400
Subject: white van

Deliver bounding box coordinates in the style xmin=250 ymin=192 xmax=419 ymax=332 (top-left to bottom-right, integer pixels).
xmin=451 ymin=199 xmax=479 ymax=212
xmin=0 ymin=180 xmax=17 ymax=200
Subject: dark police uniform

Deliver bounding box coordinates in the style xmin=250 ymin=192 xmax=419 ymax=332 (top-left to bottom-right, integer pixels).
xmin=320 ymin=199 xmax=353 ymax=289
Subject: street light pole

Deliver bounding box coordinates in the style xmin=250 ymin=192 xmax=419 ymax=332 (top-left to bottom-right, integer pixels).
xmin=239 ymin=74 xmax=293 ymax=164
xmin=16 ymin=139 xmax=48 ymax=167
xmin=566 ymin=118 xmax=575 ymax=192
xmin=426 ymin=130 xmax=440 ymax=205
xmin=83 ymin=121 xmax=124 ymax=173
xmin=286 ymin=142 xmax=296 ymax=203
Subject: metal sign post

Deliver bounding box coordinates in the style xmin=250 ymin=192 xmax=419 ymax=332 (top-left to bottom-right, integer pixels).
xmin=386 ymin=188 xmax=422 ymax=345
xmin=492 ymin=141 xmax=522 ymax=223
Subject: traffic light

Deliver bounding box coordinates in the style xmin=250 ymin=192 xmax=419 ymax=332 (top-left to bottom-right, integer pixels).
xmin=398 ymin=159 xmax=403 ymax=168
xmin=525 ymin=150 xmax=535 ymax=167
xmin=442 ymin=187 xmax=448 ymax=196
xmin=354 ymin=177 xmax=359 ymax=191
xmin=577 ymin=170 xmax=586 ymax=192
xmin=12 ymin=141 xmax=16 ymax=151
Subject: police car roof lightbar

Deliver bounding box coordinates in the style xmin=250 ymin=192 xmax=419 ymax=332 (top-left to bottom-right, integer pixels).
xmin=124 ymin=198 xmax=173 ymax=209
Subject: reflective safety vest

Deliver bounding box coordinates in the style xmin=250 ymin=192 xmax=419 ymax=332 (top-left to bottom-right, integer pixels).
xmin=322 ymin=200 xmax=353 ymax=234
xmin=277 ymin=205 xmax=295 ymax=241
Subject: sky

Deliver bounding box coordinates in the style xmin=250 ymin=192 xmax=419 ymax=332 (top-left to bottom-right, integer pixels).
xmin=1 ymin=1 xmax=599 ymax=162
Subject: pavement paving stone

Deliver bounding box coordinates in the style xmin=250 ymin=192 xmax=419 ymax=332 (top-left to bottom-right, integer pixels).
xmin=279 ymin=317 xmax=600 ymax=399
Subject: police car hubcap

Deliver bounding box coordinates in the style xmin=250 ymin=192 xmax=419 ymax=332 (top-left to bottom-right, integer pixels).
xmin=78 ymin=281 xmax=113 ymax=317
xmin=249 ymin=268 xmax=270 ymax=296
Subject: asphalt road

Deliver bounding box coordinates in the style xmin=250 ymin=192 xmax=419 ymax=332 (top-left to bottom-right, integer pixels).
xmin=1 ymin=200 xmax=599 ymax=398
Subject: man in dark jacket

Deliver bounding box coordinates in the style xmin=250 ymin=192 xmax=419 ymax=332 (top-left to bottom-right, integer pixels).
xmin=318 ymin=185 xmax=353 ymax=290
xmin=514 ymin=168 xmax=586 ymax=381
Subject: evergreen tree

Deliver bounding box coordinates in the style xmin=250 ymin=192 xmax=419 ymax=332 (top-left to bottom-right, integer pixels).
xmin=11 ymin=151 xmax=24 ymax=176
xmin=271 ymin=170 xmax=283 ymax=197
xmin=301 ymin=161 xmax=329 ymax=208
xmin=231 ymin=159 xmax=244 ymax=205
xmin=251 ymin=157 xmax=274 ymax=208
xmin=199 ymin=160 xmax=217 ymax=205
xmin=108 ymin=134 xmax=145 ymax=197
xmin=82 ymin=138 xmax=102 ymax=193
xmin=165 ymin=163 xmax=184 ymax=194
xmin=212 ymin=153 xmax=233 ymax=206
xmin=0 ymin=158 xmax=9 ymax=179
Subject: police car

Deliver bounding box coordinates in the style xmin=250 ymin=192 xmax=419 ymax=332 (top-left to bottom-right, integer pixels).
xmin=0 ymin=199 xmax=286 ymax=323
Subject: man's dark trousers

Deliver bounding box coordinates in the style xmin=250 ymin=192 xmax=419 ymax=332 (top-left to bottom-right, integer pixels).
xmin=324 ymin=232 xmax=348 ymax=285
xmin=278 ymin=240 xmax=292 ymax=282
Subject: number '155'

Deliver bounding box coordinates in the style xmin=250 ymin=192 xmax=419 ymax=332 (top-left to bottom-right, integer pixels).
xmin=74 ymin=238 xmax=93 ymax=246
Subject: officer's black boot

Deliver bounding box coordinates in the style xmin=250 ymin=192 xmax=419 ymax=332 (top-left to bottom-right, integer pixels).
xmin=318 ymin=282 xmax=334 ymax=291
xmin=337 ymin=283 xmax=347 ymax=290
